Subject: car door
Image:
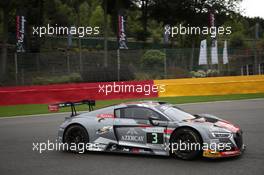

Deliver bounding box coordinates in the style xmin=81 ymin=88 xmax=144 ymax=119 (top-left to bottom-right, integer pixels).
xmin=92 ymin=107 xmax=117 ymax=147
xmin=113 ymin=106 xmax=169 ymax=151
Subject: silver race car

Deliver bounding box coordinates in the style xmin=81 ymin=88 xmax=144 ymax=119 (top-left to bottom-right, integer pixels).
xmin=52 ymin=100 xmax=245 ymax=160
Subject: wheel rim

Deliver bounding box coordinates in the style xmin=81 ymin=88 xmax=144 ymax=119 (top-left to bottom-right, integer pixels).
xmin=174 ymin=133 xmax=199 ymax=155
xmin=66 ymin=128 xmax=86 ymax=144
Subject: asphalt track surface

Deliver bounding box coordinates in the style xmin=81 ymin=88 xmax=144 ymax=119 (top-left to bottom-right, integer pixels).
xmin=0 ymin=99 xmax=264 ymax=175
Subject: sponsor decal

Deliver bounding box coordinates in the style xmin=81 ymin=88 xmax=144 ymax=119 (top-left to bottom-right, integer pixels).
xmin=48 ymin=104 xmax=59 ymax=112
xmin=96 ymin=126 xmax=112 ymax=135
xmin=131 ymin=148 xmax=140 ymax=153
xmin=110 ymin=144 xmax=117 ymax=151
xmin=147 ymin=132 xmax=164 ymax=144
xmin=97 ymin=113 xmax=115 ymax=118
xmin=203 ymin=150 xmax=221 ymax=158
xmin=203 ymin=149 xmax=241 ymax=158
xmin=121 ymin=135 xmax=144 ymax=142
xmin=220 ymin=150 xmax=240 ymax=156
xmin=164 ymin=129 xmax=173 ymax=134
xmin=126 ymin=128 xmax=138 ymax=135
xmin=146 ymin=127 xmax=164 ymax=144
xmin=164 ymin=129 xmax=173 ymax=139
xmin=121 ymin=128 xmax=144 ymax=142
xmin=146 ymin=127 xmax=164 ymax=133
xmin=122 ymin=148 xmax=130 ymax=152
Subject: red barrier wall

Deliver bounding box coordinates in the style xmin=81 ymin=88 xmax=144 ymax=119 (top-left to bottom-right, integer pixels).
xmin=0 ymin=80 xmax=158 ymax=106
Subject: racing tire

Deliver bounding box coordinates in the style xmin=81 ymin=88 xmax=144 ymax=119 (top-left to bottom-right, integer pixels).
xmin=63 ymin=125 xmax=89 ymax=153
xmin=170 ymin=128 xmax=202 ymax=160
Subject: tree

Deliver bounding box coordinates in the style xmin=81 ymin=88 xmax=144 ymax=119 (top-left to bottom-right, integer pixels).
xmin=90 ymin=5 xmax=104 ymax=28
xmin=0 ymin=0 xmax=17 ymax=80
xmin=151 ymin=0 xmax=241 ymax=24
xmin=141 ymin=49 xmax=165 ymax=68
xmin=104 ymin=0 xmax=132 ymax=36
xmin=130 ymin=0 xmax=154 ymax=41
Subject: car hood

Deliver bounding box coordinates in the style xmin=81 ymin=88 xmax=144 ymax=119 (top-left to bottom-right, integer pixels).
xmin=182 ymin=114 xmax=240 ymax=133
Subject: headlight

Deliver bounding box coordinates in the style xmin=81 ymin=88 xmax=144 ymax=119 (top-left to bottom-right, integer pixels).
xmin=212 ymin=132 xmax=232 ymax=138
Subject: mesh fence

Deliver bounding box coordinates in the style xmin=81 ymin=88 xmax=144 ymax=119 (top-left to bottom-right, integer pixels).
xmin=1 ymin=48 xmax=264 ymax=86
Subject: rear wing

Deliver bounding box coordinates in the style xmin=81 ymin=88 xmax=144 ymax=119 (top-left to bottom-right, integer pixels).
xmin=48 ymin=100 xmax=95 ymax=117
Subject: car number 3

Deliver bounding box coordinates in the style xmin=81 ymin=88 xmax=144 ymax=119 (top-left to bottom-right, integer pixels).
xmin=152 ymin=133 xmax=158 ymax=144
xmin=147 ymin=132 xmax=163 ymax=144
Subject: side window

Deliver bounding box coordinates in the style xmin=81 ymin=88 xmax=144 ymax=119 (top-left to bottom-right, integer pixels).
xmin=118 ymin=107 xmax=164 ymax=120
xmin=115 ymin=109 xmax=121 ymax=118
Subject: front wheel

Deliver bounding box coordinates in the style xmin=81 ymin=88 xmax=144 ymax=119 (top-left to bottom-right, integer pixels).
xmin=63 ymin=125 xmax=89 ymax=153
xmin=170 ymin=128 xmax=202 ymax=160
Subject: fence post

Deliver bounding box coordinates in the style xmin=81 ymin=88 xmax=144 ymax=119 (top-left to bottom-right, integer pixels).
xmin=36 ymin=53 xmax=40 ymax=72
xmin=190 ymin=46 xmax=194 ymax=71
xmin=67 ymin=52 xmax=70 ymax=73
xmin=164 ymin=48 xmax=167 ymax=78
xmin=117 ymin=49 xmax=120 ymax=81
xmin=14 ymin=53 xmax=18 ymax=85
xmin=254 ymin=23 xmax=259 ymax=75
xmin=79 ymin=38 xmax=83 ymax=72
xmin=21 ymin=69 xmax=25 ymax=85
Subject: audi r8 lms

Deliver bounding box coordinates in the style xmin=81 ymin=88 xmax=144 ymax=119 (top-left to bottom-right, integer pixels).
xmin=54 ymin=100 xmax=245 ymax=160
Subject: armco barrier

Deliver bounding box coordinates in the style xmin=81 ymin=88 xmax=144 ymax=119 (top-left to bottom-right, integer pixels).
xmin=0 ymin=80 xmax=158 ymax=106
xmin=1 ymin=75 xmax=264 ymax=106
xmin=155 ymin=75 xmax=264 ymax=97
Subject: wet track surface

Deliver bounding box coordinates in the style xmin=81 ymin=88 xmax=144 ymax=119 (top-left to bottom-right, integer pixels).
xmin=0 ymin=99 xmax=264 ymax=175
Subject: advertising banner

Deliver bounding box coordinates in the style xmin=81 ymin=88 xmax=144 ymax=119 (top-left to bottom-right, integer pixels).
xmin=118 ymin=12 xmax=128 ymax=49
xmin=223 ymin=40 xmax=229 ymax=64
xmin=211 ymin=39 xmax=218 ymax=64
xmin=16 ymin=15 xmax=26 ymax=52
xmin=199 ymin=39 xmax=207 ymax=65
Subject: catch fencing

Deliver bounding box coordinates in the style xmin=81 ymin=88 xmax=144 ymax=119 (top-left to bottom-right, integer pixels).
xmin=1 ymin=48 xmax=264 ymax=86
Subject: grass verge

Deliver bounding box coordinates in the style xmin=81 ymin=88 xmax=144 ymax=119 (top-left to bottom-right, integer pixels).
xmin=0 ymin=93 xmax=264 ymax=117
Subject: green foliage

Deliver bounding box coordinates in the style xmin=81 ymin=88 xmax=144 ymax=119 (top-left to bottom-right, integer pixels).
xmin=89 ymin=5 xmax=104 ymax=27
xmin=190 ymin=70 xmax=206 ymax=78
xmin=79 ymin=2 xmax=91 ymax=25
xmin=32 ymin=73 xmax=82 ymax=85
xmin=190 ymin=69 xmax=219 ymax=78
xmin=0 ymin=0 xmax=263 ymax=50
xmin=166 ymin=67 xmax=190 ymax=79
xmin=0 ymin=9 xmax=2 ymax=34
xmin=141 ymin=50 xmax=165 ymax=68
xmin=44 ymin=0 xmax=76 ymax=25
xmin=257 ymin=37 xmax=264 ymax=49
xmin=229 ymin=32 xmax=247 ymax=48
xmin=148 ymin=20 xmax=163 ymax=43
xmin=134 ymin=72 xmax=153 ymax=80
xmin=139 ymin=50 xmax=166 ymax=79
xmin=223 ymin=19 xmax=246 ymax=34
xmin=126 ymin=10 xmax=142 ymax=38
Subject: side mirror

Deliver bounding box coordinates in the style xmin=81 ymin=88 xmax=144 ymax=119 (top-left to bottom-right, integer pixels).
xmin=149 ymin=116 xmax=160 ymax=126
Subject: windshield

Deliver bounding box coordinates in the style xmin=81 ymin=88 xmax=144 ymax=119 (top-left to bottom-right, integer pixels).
xmin=157 ymin=105 xmax=195 ymax=121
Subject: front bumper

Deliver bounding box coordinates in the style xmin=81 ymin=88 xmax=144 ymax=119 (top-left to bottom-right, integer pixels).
xmin=203 ymin=129 xmax=245 ymax=158
xmin=203 ymin=144 xmax=246 ymax=158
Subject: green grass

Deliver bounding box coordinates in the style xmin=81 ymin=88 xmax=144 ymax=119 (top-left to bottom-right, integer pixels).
xmin=0 ymin=93 xmax=264 ymax=117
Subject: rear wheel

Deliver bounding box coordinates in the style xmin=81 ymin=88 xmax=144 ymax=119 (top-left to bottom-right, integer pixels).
xmin=170 ymin=128 xmax=202 ymax=160
xmin=63 ymin=125 xmax=89 ymax=153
